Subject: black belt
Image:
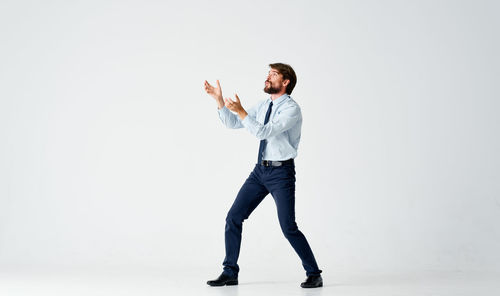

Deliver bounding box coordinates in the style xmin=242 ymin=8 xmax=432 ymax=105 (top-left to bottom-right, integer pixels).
xmin=260 ymin=159 xmax=294 ymax=167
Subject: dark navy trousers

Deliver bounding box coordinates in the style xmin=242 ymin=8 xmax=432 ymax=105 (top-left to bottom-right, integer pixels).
xmin=222 ymin=162 xmax=322 ymax=277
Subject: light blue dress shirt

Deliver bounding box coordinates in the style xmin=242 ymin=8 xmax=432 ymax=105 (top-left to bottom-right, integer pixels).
xmin=217 ymin=94 xmax=302 ymax=161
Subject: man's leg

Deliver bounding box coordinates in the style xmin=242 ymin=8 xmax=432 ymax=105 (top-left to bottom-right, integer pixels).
xmin=267 ymin=165 xmax=322 ymax=276
xmin=223 ymin=165 xmax=269 ymax=277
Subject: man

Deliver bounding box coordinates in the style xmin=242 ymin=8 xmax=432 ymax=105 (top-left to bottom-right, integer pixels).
xmin=203 ymin=63 xmax=323 ymax=288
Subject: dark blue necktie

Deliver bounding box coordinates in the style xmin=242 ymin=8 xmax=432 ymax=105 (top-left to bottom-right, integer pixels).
xmin=257 ymin=101 xmax=273 ymax=164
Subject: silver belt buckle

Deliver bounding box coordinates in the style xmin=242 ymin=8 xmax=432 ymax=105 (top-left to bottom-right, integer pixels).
xmin=272 ymin=161 xmax=282 ymax=167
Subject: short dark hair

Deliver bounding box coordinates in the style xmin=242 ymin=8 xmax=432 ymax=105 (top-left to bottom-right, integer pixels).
xmin=269 ymin=63 xmax=297 ymax=95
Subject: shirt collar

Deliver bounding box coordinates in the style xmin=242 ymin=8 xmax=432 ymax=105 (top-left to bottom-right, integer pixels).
xmin=269 ymin=93 xmax=289 ymax=105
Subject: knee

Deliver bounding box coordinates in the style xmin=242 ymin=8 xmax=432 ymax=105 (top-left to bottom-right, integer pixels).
xmin=225 ymin=211 xmax=244 ymax=228
xmin=280 ymin=221 xmax=299 ymax=239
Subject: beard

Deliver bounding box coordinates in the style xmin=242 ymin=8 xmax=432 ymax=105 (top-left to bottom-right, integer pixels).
xmin=264 ymin=81 xmax=281 ymax=94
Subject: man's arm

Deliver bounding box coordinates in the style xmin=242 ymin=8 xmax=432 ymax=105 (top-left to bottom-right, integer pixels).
xmin=217 ymin=106 xmax=245 ymax=129
xmin=204 ymin=80 xmax=253 ymax=129
xmin=224 ymin=94 xmax=300 ymax=140
xmin=242 ymin=104 xmax=301 ymax=140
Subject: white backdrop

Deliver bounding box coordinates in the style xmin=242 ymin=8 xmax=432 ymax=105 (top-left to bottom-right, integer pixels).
xmin=0 ymin=0 xmax=499 ymax=276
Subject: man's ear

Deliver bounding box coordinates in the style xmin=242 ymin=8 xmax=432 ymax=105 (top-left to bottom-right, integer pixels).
xmin=282 ymin=79 xmax=290 ymax=87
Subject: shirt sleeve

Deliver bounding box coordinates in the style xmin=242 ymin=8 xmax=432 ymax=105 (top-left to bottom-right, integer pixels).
xmin=242 ymin=104 xmax=301 ymax=140
xmin=217 ymin=106 xmax=243 ymax=129
xmin=217 ymin=104 xmax=259 ymax=129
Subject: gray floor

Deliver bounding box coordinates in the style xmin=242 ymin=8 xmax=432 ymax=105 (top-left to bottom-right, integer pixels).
xmin=1 ymin=267 xmax=499 ymax=296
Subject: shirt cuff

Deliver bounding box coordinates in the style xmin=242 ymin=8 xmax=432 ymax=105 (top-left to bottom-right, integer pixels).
xmin=217 ymin=106 xmax=231 ymax=117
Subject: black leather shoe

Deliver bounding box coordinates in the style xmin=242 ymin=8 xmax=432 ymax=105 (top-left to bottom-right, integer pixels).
xmin=301 ymin=275 xmax=323 ymax=288
xmin=207 ymin=273 xmax=238 ymax=286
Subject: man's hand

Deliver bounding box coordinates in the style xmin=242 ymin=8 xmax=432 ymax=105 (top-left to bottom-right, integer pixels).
xmin=224 ymin=94 xmax=248 ymax=120
xmin=204 ymin=80 xmax=224 ymax=109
